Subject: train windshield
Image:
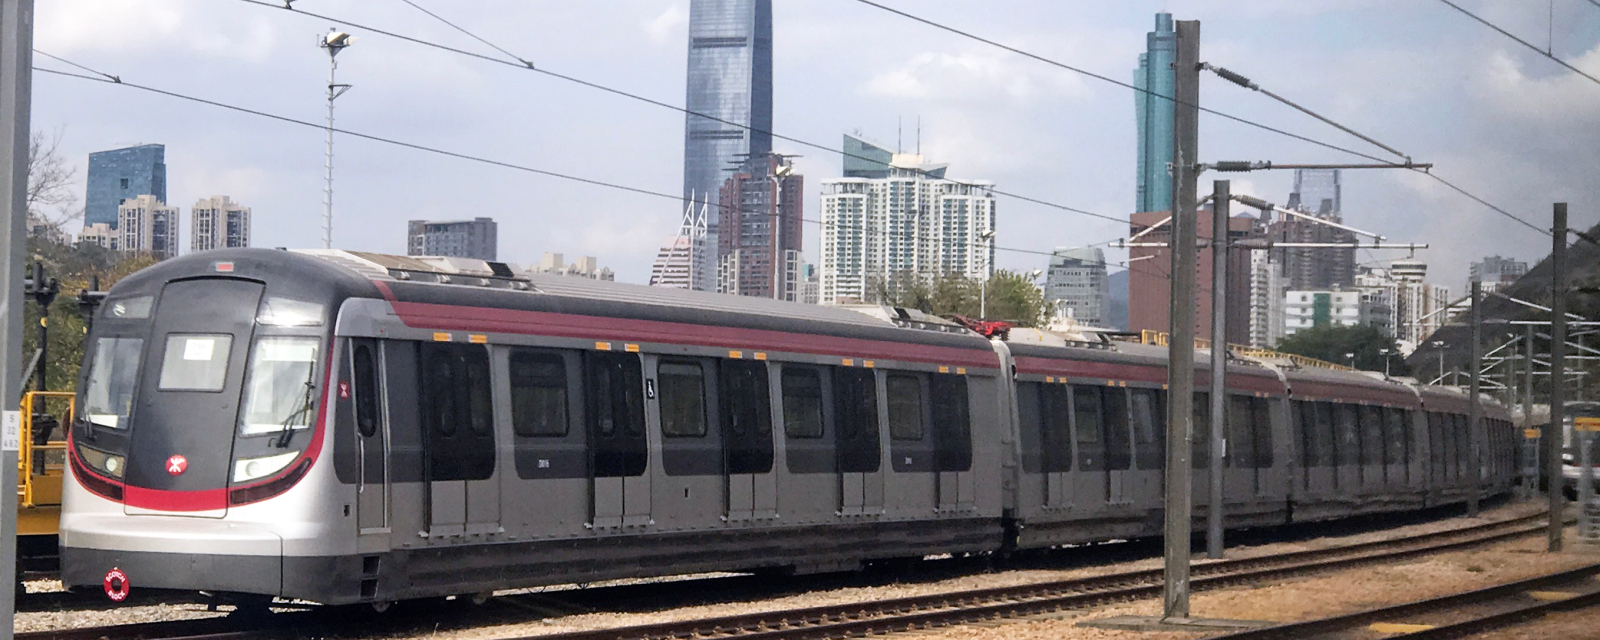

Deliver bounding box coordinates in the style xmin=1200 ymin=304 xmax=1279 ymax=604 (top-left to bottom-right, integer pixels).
xmin=84 ymin=337 xmax=144 ymax=429
xmin=239 ymin=337 xmax=320 ymax=436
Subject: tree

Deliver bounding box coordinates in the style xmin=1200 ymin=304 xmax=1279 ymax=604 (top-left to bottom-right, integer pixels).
xmin=1276 ymin=324 xmax=1411 ymax=375
xmin=883 ymin=270 xmax=1052 ymax=328
xmin=20 ymin=238 xmax=156 ymax=393
xmin=26 ymin=129 xmax=82 ymax=235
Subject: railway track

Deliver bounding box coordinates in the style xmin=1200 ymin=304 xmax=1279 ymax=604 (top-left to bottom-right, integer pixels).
xmin=18 ymin=510 xmax=1551 ymax=640
xmin=1211 ymin=563 xmax=1600 ymax=640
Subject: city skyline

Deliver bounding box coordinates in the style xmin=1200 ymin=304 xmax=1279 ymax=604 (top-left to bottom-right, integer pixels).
xmin=26 ymin=2 xmax=1600 ymax=289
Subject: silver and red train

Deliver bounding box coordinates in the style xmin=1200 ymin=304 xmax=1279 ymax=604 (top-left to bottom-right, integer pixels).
xmin=60 ymin=249 xmax=1517 ymax=605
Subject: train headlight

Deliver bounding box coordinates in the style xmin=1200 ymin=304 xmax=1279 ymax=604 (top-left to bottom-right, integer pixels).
xmin=77 ymin=445 xmax=125 ymax=479
xmin=233 ymin=450 xmax=302 ymax=483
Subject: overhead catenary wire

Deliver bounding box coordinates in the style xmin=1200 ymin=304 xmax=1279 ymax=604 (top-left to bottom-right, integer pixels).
xmin=854 ymin=0 xmax=1555 ymax=238
xmin=1434 ymin=0 xmax=1600 ymax=86
xmin=236 ymin=0 xmax=1127 ymax=227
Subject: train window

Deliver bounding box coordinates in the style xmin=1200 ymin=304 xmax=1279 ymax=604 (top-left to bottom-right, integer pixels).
xmin=887 ymin=374 xmax=925 ymax=441
xmin=1074 ymin=386 xmax=1102 ymax=445
xmin=1335 ymin=404 xmax=1361 ymax=466
xmin=834 ymin=368 xmax=880 ymax=473
xmin=1103 ymin=387 xmax=1131 ymax=471
xmin=256 ymin=297 xmax=325 ymax=327
xmin=586 ymin=351 xmax=647 ymax=477
xmin=1359 ymin=405 xmax=1384 ymax=467
xmin=1428 ymin=412 xmax=1446 ymax=481
xmin=1042 ymin=384 xmax=1073 ymax=473
xmin=782 ymin=367 xmax=824 ymax=439
xmin=509 ymin=350 xmax=568 ymax=437
xmin=104 ymin=295 xmax=152 ymax=320
xmin=1016 ymin=382 xmax=1043 ymax=473
xmin=158 ymin=333 xmax=234 ymax=392
xmin=720 ymin=360 xmax=772 ymax=475
xmin=83 ymin=337 xmax=143 ymax=429
xmin=931 ymin=374 xmax=971 ymax=472
xmin=1192 ymin=392 xmax=1210 ymax=470
xmin=1252 ymin=398 xmax=1275 ymax=469
xmin=239 ymin=337 xmax=319 ymax=436
xmin=353 ymin=344 xmax=380 ymax=438
xmin=1227 ymin=396 xmax=1254 ymax=469
xmin=1131 ymin=389 xmax=1164 ymax=470
xmin=1384 ymin=408 xmax=1408 ymax=468
xmin=658 ymin=361 xmax=708 ymax=438
xmin=419 ymin=342 xmax=494 ymax=482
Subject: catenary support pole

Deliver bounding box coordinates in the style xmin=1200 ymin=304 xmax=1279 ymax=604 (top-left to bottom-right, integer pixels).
xmin=1468 ymin=279 xmax=1482 ymax=517
xmin=0 ymin=0 xmax=32 ymax=633
xmin=1207 ymin=180 xmax=1228 ymax=559
xmin=1163 ymin=18 xmax=1201 ymax=622
xmin=1550 ymin=203 xmax=1568 ymax=552
xmin=1525 ymin=323 xmax=1536 ymax=500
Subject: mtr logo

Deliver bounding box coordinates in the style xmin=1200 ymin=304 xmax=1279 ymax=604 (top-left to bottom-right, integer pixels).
xmin=166 ymin=455 xmax=188 ymax=476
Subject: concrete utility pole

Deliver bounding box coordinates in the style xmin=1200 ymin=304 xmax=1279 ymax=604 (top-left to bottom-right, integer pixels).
xmin=1468 ymin=278 xmax=1482 ymax=517
xmin=1550 ymin=203 xmax=1568 ymax=552
xmin=0 ymin=0 xmax=32 ymax=634
xmin=1207 ymin=180 xmax=1228 ymax=559
xmin=1163 ymin=18 xmax=1201 ymax=622
xmin=1525 ymin=323 xmax=1537 ymax=501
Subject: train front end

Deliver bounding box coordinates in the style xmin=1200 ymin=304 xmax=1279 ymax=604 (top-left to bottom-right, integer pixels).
xmin=59 ymin=250 xmax=368 ymax=602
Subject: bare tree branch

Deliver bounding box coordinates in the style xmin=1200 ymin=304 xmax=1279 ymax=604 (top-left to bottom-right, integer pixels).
xmin=26 ymin=129 xmax=82 ymax=240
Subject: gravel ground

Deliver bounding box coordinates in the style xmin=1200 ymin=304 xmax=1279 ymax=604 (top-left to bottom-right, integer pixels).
xmin=12 ymin=501 xmax=1554 ymax=638
xmin=1456 ymin=607 xmax=1600 ymax=640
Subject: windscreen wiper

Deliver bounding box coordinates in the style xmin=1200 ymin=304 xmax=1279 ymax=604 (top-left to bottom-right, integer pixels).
xmin=275 ymin=377 xmax=317 ymax=449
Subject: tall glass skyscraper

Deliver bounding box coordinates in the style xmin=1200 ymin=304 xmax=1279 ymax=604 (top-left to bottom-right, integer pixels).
xmin=86 ymin=144 xmax=166 ymax=228
xmin=1133 ymin=13 xmax=1176 ymax=215
xmin=682 ymin=0 xmax=772 ymax=291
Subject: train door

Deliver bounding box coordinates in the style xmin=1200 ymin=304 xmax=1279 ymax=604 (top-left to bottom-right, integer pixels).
xmin=350 ymin=339 xmax=390 ymax=551
xmin=1382 ymin=408 xmax=1409 ymax=490
xmin=1130 ymin=388 xmax=1164 ymax=508
xmin=418 ymin=342 xmax=498 ymax=537
xmin=1191 ymin=393 xmax=1212 ymax=513
xmin=125 ymin=279 xmax=262 ymax=517
xmin=1071 ymin=386 xmax=1108 ymax=509
xmin=1102 ymin=387 xmax=1133 ymax=505
xmin=1358 ymin=405 xmax=1385 ymax=493
xmin=720 ymin=360 xmax=776 ymax=521
xmin=1334 ymin=404 xmax=1361 ymax=496
xmin=932 ymin=374 xmax=974 ymax=511
xmin=586 ymin=351 xmax=650 ymax=528
xmin=1041 ymin=384 xmax=1074 ymax=509
xmin=834 ymin=368 xmax=883 ymax=515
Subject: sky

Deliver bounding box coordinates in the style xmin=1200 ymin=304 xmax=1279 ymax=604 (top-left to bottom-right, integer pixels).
xmin=26 ymin=0 xmax=1600 ymax=294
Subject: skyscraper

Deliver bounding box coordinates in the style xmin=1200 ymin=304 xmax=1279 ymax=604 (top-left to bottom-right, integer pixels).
xmin=682 ymin=0 xmax=773 ymax=291
xmin=716 ymin=154 xmax=803 ymax=300
xmin=1468 ymin=255 xmax=1528 ymax=294
xmin=407 ymin=217 xmax=498 ymax=260
xmin=1288 ymin=168 xmax=1341 ymax=215
xmin=1045 ymin=247 xmax=1109 ymax=327
xmin=191 ymin=196 xmax=251 ymax=252
xmin=1133 ymin=13 xmax=1176 ymax=215
xmin=819 ymin=150 xmax=994 ymax=305
xmin=1127 ymin=206 xmax=1254 ymax=344
xmin=1263 ymin=169 xmax=1355 ymax=290
xmin=86 ymin=144 xmax=166 ymax=228
xmin=117 ymin=195 xmax=179 ymax=260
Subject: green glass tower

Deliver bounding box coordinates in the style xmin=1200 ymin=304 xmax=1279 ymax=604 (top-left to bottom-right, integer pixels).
xmin=1134 ymin=13 xmax=1176 ymax=214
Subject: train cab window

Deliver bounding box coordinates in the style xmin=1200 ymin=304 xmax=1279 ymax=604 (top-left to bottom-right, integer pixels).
xmin=353 ymin=344 xmax=380 ymax=438
xmin=1102 ymin=387 xmax=1131 ymax=471
xmin=1131 ymin=389 xmax=1164 ymax=470
xmin=658 ymin=361 xmax=708 ymax=438
xmin=586 ymin=351 xmax=647 ymax=477
xmin=833 ymin=368 xmax=880 ymax=473
xmin=239 ymin=337 xmax=320 ymax=436
xmin=1192 ymin=392 xmax=1211 ymax=470
xmin=1073 ymin=385 xmax=1104 ymax=471
xmin=83 ymin=337 xmax=144 ymax=429
xmin=1359 ymin=405 xmax=1385 ymax=467
xmin=930 ymin=374 xmax=971 ymax=472
xmin=1335 ymin=404 xmax=1361 ymax=466
xmin=887 ymin=374 xmax=925 ymax=441
xmin=781 ymin=368 xmax=824 ymax=439
xmin=720 ymin=360 xmax=772 ymax=475
xmin=158 ymin=334 xmax=234 ymax=392
xmin=509 ymin=351 xmax=568 ymax=437
xmin=419 ymin=343 xmax=494 ymax=481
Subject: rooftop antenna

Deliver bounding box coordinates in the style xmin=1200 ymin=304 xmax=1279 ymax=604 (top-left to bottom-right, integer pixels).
xmin=917 ymin=116 xmax=922 ymax=155
xmin=897 ymin=117 xmax=902 ymax=154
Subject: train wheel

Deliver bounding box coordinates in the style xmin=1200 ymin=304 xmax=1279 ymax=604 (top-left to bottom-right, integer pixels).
xmin=371 ymin=600 xmax=393 ymax=613
xmin=470 ymin=591 xmax=493 ymax=606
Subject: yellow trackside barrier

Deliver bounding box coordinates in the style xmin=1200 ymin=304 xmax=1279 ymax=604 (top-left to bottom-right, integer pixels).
xmin=1134 ymin=330 xmax=1354 ymax=372
xmin=18 ymin=391 xmax=73 ymax=537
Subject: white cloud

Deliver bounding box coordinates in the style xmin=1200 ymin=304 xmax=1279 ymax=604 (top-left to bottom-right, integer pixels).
xmin=644 ymin=4 xmax=688 ymax=45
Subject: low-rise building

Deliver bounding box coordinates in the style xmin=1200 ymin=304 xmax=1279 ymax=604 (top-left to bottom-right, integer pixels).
xmin=118 ymin=194 xmax=179 ymax=260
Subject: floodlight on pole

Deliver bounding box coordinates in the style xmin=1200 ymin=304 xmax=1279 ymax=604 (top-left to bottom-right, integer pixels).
xmin=320 ymin=29 xmax=354 ymax=250
xmin=978 ymin=230 xmax=997 ymax=319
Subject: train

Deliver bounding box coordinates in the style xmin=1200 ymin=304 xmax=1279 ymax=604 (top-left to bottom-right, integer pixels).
xmin=1558 ymin=401 xmax=1600 ymax=498
xmin=59 ymin=248 xmax=1517 ymax=607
